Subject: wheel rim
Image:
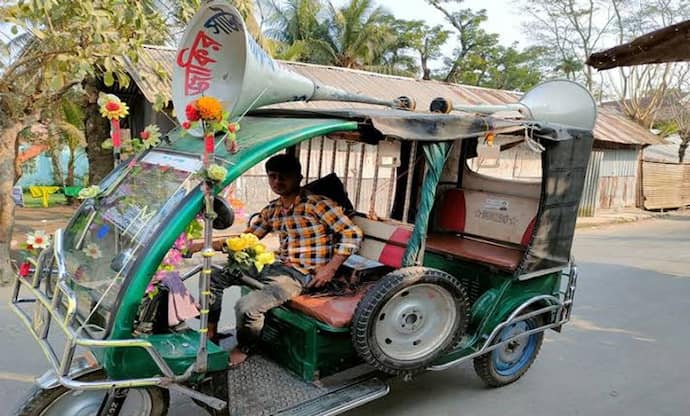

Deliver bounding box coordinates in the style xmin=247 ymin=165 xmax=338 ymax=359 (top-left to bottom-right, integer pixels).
xmin=39 ymin=388 xmax=153 ymax=416
xmin=491 ymin=319 xmax=538 ymax=377
xmin=374 ymin=283 xmax=458 ymax=361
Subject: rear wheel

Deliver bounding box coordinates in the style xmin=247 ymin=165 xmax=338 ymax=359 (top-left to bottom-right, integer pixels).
xmin=351 ymin=267 xmax=470 ymax=375
xmin=473 ymin=313 xmax=544 ymax=387
xmin=13 ymin=370 xmax=169 ymax=416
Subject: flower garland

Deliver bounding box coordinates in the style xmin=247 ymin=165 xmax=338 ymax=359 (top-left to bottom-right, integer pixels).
xmin=145 ymin=219 xmax=203 ymax=297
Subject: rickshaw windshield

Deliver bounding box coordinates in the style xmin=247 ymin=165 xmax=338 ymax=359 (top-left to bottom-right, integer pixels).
xmin=60 ymin=150 xmax=203 ymax=335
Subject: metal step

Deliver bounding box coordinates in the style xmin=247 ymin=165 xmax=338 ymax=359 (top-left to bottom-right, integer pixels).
xmin=221 ymin=355 xmax=388 ymax=416
xmin=275 ymin=378 xmax=389 ymax=416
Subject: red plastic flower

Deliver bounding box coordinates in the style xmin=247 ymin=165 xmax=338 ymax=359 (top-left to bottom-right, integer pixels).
xmin=105 ymin=102 xmax=120 ymax=112
xmin=19 ymin=262 xmax=31 ymax=277
xmin=185 ymin=103 xmax=200 ymax=122
xmin=228 ymin=123 xmax=237 ymax=133
xmin=182 ymin=121 xmax=191 ymax=129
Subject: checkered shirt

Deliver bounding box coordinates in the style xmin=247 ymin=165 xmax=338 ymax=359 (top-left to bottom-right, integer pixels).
xmin=246 ymin=191 xmax=363 ymax=275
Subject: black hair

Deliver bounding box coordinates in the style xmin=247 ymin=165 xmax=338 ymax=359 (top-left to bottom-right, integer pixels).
xmin=265 ymin=154 xmax=302 ymax=176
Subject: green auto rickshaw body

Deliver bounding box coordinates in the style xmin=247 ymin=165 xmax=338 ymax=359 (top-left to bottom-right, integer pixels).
xmin=88 ymin=109 xmax=590 ymax=381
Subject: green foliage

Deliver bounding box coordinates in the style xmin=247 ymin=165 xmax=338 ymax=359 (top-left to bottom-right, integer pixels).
xmin=0 ymin=0 xmax=173 ymax=124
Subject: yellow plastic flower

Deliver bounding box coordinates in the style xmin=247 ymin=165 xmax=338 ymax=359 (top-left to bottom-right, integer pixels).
xmin=240 ymin=233 xmax=259 ymax=246
xmin=256 ymin=252 xmax=275 ymax=266
xmin=252 ymin=244 xmax=265 ymax=255
xmin=254 ymin=252 xmax=275 ymax=272
xmin=207 ymin=164 xmax=227 ymax=182
xmin=98 ymin=93 xmax=129 ymax=120
xmin=196 ymin=96 xmax=224 ymax=122
xmin=226 ymin=237 xmax=248 ymax=252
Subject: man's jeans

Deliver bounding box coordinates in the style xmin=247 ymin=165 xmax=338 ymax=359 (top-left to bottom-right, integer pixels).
xmin=209 ymin=263 xmax=306 ymax=350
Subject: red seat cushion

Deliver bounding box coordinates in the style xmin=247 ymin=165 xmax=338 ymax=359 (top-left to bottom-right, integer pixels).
xmin=426 ymin=233 xmax=524 ymax=271
xmin=288 ymin=284 xmax=372 ymax=328
xmin=437 ymin=189 xmax=466 ymax=232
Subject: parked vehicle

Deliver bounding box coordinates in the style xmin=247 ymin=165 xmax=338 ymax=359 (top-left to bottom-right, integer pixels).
xmin=10 ymin=2 xmax=596 ymax=415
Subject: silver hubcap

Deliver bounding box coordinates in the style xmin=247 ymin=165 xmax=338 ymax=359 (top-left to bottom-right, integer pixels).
xmin=374 ymin=283 xmax=457 ymax=361
xmin=496 ymin=323 xmax=530 ymax=363
xmin=40 ymin=389 xmax=153 ymax=416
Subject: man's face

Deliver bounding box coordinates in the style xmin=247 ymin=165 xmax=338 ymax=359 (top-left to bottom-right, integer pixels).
xmin=267 ymin=171 xmax=301 ymax=196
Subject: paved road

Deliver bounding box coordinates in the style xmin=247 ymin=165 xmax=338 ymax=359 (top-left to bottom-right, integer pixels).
xmin=1 ymin=214 xmax=689 ymax=415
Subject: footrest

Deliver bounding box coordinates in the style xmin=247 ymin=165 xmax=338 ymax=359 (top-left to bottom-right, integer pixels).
xmin=276 ymin=378 xmax=390 ymax=416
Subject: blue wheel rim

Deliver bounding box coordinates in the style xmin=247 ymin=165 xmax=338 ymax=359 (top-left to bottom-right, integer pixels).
xmin=491 ymin=319 xmax=538 ymax=377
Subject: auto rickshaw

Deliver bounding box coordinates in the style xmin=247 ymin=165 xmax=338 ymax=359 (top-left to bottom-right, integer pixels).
xmin=9 ymin=2 xmax=595 ymax=415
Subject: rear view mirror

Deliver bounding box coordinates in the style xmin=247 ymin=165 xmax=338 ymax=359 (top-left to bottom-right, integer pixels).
xmin=211 ymin=196 xmax=235 ymax=230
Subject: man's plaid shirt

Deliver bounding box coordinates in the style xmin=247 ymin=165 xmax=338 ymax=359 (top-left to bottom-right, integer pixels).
xmin=246 ymin=191 xmax=363 ymax=275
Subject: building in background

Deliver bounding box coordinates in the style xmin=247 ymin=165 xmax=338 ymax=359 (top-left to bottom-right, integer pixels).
xmin=104 ymin=45 xmax=663 ymax=217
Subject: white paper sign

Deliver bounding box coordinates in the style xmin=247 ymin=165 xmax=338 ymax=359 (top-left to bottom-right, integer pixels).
xmin=484 ymin=198 xmax=509 ymax=211
xmin=142 ymin=151 xmax=202 ymax=173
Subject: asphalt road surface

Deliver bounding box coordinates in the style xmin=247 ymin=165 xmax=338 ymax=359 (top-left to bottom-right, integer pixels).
xmin=1 ymin=213 xmax=689 ymax=416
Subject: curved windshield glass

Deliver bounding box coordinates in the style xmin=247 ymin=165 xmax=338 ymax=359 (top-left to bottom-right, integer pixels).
xmin=62 ymin=150 xmax=203 ymax=337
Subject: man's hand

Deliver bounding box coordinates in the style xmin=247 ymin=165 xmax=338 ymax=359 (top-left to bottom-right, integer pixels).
xmin=307 ymin=264 xmax=338 ymax=289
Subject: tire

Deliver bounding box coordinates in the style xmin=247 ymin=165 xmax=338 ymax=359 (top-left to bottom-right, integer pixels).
xmin=351 ymin=267 xmax=470 ymax=375
xmin=473 ymin=311 xmax=544 ymax=387
xmin=13 ymin=370 xmax=169 ymax=416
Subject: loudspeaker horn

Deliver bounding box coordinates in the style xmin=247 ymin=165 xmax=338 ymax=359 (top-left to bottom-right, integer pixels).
xmin=172 ymin=1 xmax=414 ymax=134
xmin=429 ymin=80 xmax=597 ymax=130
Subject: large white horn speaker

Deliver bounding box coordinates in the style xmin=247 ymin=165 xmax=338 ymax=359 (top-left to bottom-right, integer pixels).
xmin=173 ymin=0 xmax=412 ymax=134
xmin=429 ymin=80 xmax=597 ymax=130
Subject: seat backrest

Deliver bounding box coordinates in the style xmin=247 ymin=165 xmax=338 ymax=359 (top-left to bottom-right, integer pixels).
xmin=436 ymin=189 xmax=538 ymax=246
xmin=353 ymin=216 xmax=413 ymax=268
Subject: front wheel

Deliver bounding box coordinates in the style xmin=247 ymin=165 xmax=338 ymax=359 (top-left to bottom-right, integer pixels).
xmin=13 ymin=370 xmax=169 ymax=416
xmin=473 ymin=315 xmax=544 ymax=387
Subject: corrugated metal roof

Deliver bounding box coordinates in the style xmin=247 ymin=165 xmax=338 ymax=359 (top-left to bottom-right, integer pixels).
xmin=127 ymin=45 xmax=663 ymax=146
xmin=643 ymin=136 xmax=690 ymax=164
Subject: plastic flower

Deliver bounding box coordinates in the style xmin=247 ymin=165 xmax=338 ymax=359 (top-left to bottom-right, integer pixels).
xmin=98 ymin=93 xmax=129 ymax=120
xmin=240 ymin=233 xmax=260 ymax=247
xmin=26 ymin=230 xmax=50 ymax=249
xmin=182 ymin=121 xmax=191 ymax=129
xmin=83 ymin=243 xmax=102 ymax=259
xmin=254 ymin=252 xmax=275 ymax=272
xmin=206 ymin=164 xmax=227 ymax=182
xmin=226 ymin=236 xmax=248 ymax=252
xmin=196 ymin=96 xmax=223 ymax=121
xmin=140 ymin=125 xmax=161 ymax=149
xmin=162 ymin=248 xmax=183 ymax=267
xmin=78 ymin=185 xmax=101 ymax=200
xmin=19 ymin=262 xmax=31 ymax=277
xmin=185 ymin=103 xmax=201 ymax=122
xmin=174 ymin=233 xmax=189 ymax=252
xmin=252 ymin=244 xmax=265 ymax=255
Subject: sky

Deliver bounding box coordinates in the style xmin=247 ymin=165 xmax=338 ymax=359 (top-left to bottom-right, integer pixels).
xmin=374 ymin=0 xmax=527 ymax=46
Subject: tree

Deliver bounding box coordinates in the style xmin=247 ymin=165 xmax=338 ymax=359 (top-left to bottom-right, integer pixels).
xmin=412 ymin=24 xmax=450 ymax=80
xmin=654 ymin=90 xmax=690 ymax=163
xmin=0 ymin=1 xmax=172 ymax=284
xmin=520 ymin=0 xmax=617 ymax=91
xmin=264 ymin=0 xmax=328 ymax=61
xmin=457 ymin=44 xmax=546 ymax=91
xmin=313 ymin=0 xmax=392 ymax=69
xmin=607 ymin=0 xmax=690 ymax=128
xmin=426 ymin=0 xmax=498 ymax=83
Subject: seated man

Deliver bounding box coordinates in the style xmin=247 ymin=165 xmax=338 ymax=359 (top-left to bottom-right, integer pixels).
xmin=208 ymin=154 xmax=363 ymax=365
